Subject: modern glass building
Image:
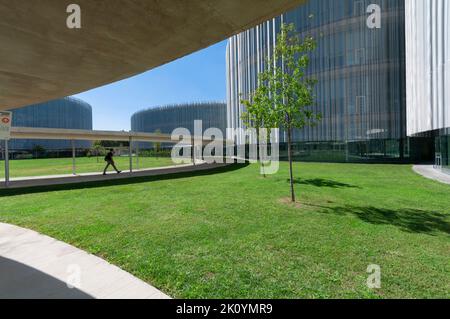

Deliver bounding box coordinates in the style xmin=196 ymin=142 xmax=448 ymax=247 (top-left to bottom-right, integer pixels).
xmin=131 ymin=102 xmax=227 ymax=148
xmin=435 ymin=129 xmax=450 ymax=174
xmin=226 ymin=0 xmax=435 ymax=163
xmin=405 ymin=0 xmax=450 ymax=173
xmin=9 ymin=97 xmax=93 ymax=151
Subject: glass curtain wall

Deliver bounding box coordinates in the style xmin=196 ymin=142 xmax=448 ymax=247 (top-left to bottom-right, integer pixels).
xmin=9 ymin=97 xmax=93 ymax=151
xmin=227 ymin=0 xmax=411 ymax=162
xmin=436 ymin=129 xmax=450 ymax=174
xmin=131 ymin=102 xmax=227 ymax=149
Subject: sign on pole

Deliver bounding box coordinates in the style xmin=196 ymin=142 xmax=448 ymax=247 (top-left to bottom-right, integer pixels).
xmin=0 ymin=111 xmax=12 ymax=140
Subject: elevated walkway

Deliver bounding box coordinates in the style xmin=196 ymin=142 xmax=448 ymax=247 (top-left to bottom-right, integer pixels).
xmin=1 ymin=126 xmax=235 ymax=188
xmin=0 ymin=161 xmax=232 ymax=189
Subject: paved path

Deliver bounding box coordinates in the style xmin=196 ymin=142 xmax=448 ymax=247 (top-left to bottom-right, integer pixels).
xmin=413 ymin=165 xmax=450 ymax=185
xmin=0 ymin=223 xmax=170 ymax=299
xmin=0 ymin=161 xmax=230 ymax=189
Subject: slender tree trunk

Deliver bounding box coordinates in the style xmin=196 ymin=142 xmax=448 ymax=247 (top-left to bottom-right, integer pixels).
xmin=256 ymin=127 xmax=260 ymax=164
xmin=256 ymin=127 xmax=266 ymax=178
xmin=287 ymin=127 xmax=295 ymax=202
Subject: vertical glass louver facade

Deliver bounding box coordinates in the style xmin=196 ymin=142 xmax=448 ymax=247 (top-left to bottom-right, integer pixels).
xmin=435 ymin=129 xmax=450 ymax=174
xmin=9 ymin=97 xmax=93 ymax=150
xmin=405 ymin=0 xmax=450 ymax=174
xmin=131 ymin=102 xmax=227 ymax=148
xmin=226 ymin=0 xmax=420 ymax=162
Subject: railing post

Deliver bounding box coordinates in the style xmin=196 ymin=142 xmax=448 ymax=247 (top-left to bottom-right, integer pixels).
xmin=4 ymin=139 xmax=9 ymax=187
xmin=345 ymin=140 xmax=349 ymax=163
xmin=136 ymin=142 xmax=140 ymax=170
xmin=129 ymin=137 xmax=133 ymax=173
xmin=72 ymin=140 xmax=76 ymax=175
xmin=192 ymin=139 xmax=195 ymax=165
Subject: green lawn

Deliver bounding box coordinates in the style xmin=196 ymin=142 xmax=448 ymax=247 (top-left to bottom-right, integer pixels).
xmin=0 ymin=162 xmax=449 ymax=298
xmin=0 ymin=156 xmax=182 ymax=178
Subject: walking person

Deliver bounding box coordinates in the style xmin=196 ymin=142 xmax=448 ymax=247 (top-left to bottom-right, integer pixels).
xmin=103 ymin=149 xmax=121 ymax=175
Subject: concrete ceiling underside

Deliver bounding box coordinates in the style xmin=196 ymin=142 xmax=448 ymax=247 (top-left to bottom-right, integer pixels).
xmin=0 ymin=0 xmax=305 ymax=110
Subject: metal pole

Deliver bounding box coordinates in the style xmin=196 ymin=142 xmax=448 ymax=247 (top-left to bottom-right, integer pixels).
xmin=4 ymin=139 xmax=9 ymax=187
xmin=129 ymin=137 xmax=133 ymax=173
xmin=192 ymin=139 xmax=195 ymax=165
xmin=136 ymin=143 xmax=140 ymax=170
xmin=345 ymin=140 xmax=349 ymax=163
xmin=72 ymin=140 xmax=76 ymax=175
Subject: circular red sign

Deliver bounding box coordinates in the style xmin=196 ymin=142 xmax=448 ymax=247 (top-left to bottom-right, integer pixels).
xmin=1 ymin=118 xmax=10 ymax=124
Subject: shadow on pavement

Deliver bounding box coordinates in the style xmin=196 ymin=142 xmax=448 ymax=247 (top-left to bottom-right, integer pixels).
xmin=0 ymin=256 xmax=93 ymax=299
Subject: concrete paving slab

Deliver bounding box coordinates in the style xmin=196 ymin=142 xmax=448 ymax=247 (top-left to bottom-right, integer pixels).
xmin=0 ymin=223 xmax=170 ymax=299
xmin=413 ymin=165 xmax=450 ymax=185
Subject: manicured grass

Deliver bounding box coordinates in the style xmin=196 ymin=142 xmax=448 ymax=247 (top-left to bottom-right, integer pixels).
xmin=0 ymin=162 xmax=449 ymax=298
xmin=0 ymin=156 xmax=181 ymax=178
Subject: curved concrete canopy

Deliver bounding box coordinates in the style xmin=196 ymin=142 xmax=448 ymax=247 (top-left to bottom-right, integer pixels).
xmin=0 ymin=0 xmax=305 ymax=110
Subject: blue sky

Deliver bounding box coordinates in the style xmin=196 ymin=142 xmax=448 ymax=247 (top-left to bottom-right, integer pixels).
xmin=73 ymin=40 xmax=228 ymax=131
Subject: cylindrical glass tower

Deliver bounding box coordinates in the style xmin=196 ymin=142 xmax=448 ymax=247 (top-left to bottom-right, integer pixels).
xmin=9 ymin=97 xmax=93 ymax=150
xmin=131 ymin=102 xmax=227 ymax=148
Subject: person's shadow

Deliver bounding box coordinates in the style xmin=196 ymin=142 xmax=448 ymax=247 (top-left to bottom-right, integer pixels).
xmin=0 ymin=256 xmax=93 ymax=299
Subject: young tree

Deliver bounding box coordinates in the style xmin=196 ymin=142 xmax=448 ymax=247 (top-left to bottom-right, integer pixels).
xmin=92 ymin=140 xmax=103 ymax=163
xmin=242 ymin=23 xmax=321 ymax=202
xmin=32 ymin=144 xmax=45 ymax=159
xmin=154 ymin=129 xmax=162 ymax=157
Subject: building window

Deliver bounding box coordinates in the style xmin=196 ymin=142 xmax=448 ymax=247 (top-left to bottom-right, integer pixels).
xmin=354 ymin=1 xmax=365 ymax=16
xmin=356 ymin=96 xmax=366 ymax=114
xmin=356 ymin=48 xmax=366 ymax=64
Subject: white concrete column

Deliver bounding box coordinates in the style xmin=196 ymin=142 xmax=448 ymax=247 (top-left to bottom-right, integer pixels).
xmin=71 ymin=140 xmax=76 ymax=176
xmin=191 ymin=139 xmax=195 ymax=165
xmin=129 ymin=137 xmax=133 ymax=173
xmin=136 ymin=142 xmax=140 ymax=170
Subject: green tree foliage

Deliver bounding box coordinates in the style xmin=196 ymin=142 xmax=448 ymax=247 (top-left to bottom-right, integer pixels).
xmin=241 ymin=85 xmax=274 ymax=177
xmin=241 ymin=23 xmax=322 ymax=202
xmin=32 ymin=144 xmax=45 ymax=159
xmin=92 ymin=140 xmax=103 ymax=163
xmin=154 ymin=129 xmax=162 ymax=156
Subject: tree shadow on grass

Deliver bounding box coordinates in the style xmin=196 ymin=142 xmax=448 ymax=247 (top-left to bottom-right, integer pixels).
xmin=0 ymin=163 xmax=249 ymax=198
xmin=289 ymin=178 xmax=360 ymax=189
xmin=315 ymin=204 xmax=450 ymax=236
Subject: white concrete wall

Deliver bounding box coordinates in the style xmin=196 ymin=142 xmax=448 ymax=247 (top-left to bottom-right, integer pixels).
xmin=406 ymin=0 xmax=450 ymax=136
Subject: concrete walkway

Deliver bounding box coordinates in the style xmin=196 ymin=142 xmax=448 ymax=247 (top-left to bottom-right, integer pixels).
xmin=0 ymin=161 xmax=230 ymax=189
xmin=0 ymin=223 xmax=170 ymax=299
xmin=413 ymin=165 xmax=450 ymax=185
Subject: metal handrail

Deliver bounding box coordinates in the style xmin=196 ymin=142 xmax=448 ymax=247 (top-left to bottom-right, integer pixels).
xmin=435 ymin=153 xmax=442 ymax=169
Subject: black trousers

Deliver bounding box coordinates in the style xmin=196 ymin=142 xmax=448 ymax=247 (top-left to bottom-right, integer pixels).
xmin=103 ymin=160 xmax=119 ymax=173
